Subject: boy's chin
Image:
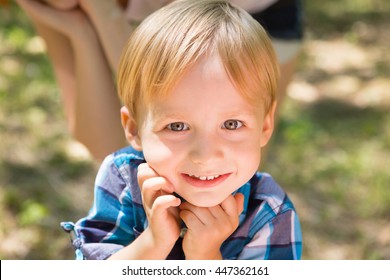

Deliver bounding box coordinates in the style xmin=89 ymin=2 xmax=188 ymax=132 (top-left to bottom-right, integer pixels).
xmin=190 ymin=200 xmax=220 ymax=208
xmin=176 ymin=193 xmax=227 ymax=208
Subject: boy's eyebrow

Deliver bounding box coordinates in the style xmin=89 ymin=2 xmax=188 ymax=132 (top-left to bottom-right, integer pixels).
xmin=223 ymin=109 xmax=258 ymax=116
xmin=219 ymin=106 xmax=262 ymax=117
xmin=151 ymin=111 xmax=188 ymax=122
xmin=153 ymin=109 xmax=260 ymax=121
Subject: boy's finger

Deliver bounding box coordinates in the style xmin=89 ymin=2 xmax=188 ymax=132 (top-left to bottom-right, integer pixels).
xmin=220 ymin=193 xmax=244 ymax=218
xmin=138 ymin=163 xmax=173 ymax=191
xmin=234 ymin=193 xmax=245 ymax=216
xmin=141 ymin=177 xmax=174 ymax=208
xmin=152 ymin=194 xmax=181 ymax=216
xmin=179 ymin=203 xmax=213 ymax=225
xmin=179 ymin=209 xmax=203 ymax=229
xmin=137 ymin=163 xmax=158 ymax=186
xmin=207 ymin=204 xmax=227 ymax=220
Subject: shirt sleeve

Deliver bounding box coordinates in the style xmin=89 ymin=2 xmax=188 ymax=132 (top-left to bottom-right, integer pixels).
xmin=70 ymin=154 xmax=137 ymax=260
xmin=237 ymin=208 xmax=302 ymax=260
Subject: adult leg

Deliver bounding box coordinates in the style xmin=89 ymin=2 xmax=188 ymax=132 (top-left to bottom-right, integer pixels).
xmin=79 ymin=0 xmax=133 ymax=74
xmin=17 ymin=0 xmax=76 ymax=132
xmin=17 ymin=0 xmax=126 ymax=160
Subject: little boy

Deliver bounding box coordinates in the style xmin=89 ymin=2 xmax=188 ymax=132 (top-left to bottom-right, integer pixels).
xmin=63 ymin=0 xmax=302 ymax=260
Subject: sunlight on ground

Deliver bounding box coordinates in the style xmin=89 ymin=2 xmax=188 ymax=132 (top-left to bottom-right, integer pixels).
xmin=289 ymin=39 xmax=390 ymax=108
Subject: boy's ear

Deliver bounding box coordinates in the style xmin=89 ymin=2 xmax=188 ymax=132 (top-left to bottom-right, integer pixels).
xmin=260 ymin=101 xmax=277 ymax=148
xmin=120 ymin=106 xmax=142 ymax=151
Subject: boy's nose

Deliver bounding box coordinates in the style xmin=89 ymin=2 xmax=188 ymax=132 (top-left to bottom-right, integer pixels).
xmin=188 ymin=133 xmax=223 ymax=165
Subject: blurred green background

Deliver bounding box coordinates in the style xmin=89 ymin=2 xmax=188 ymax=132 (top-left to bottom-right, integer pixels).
xmin=1 ymin=0 xmax=389 ymax=259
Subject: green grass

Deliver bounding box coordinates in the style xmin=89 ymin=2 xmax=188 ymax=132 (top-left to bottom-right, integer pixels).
xmin=1 ymin=0 xmax=389 ymax=259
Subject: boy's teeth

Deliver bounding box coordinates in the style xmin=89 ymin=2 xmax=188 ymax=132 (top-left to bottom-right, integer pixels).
xmin=190 ymin=175 xmax=220 ymax=180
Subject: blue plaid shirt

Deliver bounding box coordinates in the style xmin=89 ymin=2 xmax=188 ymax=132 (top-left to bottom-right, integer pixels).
xmin=63 ymin=146 xmax=302 ymax=260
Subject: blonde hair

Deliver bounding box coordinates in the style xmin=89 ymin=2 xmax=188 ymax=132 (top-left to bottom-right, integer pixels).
xmin=117 ymin=0 xmax=279 ymax=119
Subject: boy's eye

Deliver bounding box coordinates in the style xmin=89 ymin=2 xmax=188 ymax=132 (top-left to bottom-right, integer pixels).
xmin=223 ymin=119 xmax=243 ymax=130
xmin=167 ymin=122 xmax=189 ymax=131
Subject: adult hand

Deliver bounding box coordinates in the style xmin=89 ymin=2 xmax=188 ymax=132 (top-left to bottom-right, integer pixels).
xmin=38 ymin=0 xmax=79 ymax=11
xmin=16 ymin=0 xmax=93 ymax=41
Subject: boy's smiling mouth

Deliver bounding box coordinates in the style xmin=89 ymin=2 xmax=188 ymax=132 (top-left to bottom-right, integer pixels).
xmin=181 ymin=173 xmax=231 ymax=188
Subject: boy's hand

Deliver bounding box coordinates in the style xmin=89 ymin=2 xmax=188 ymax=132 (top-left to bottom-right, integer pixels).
xmin=179 ymin=193 xmax=244 ymax=259
xmin=137 ymin=163 xmax=181 ymax=250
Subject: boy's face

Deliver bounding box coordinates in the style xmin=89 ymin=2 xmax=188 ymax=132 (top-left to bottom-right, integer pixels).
xmin=123 ymin=54 xmax=275 ymax=207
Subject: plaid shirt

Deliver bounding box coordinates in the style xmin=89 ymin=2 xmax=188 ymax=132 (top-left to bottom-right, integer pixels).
xmin=62 ymin=146 xmax=302 ymax=260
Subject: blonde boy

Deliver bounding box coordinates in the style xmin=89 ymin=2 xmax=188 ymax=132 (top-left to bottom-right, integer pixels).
xmin=64 ymin=0 xmax=302 ymax=260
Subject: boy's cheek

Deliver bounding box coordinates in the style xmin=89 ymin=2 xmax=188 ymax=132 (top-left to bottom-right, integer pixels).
xmin=142 ymin=142 xmax=176 ymax=177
